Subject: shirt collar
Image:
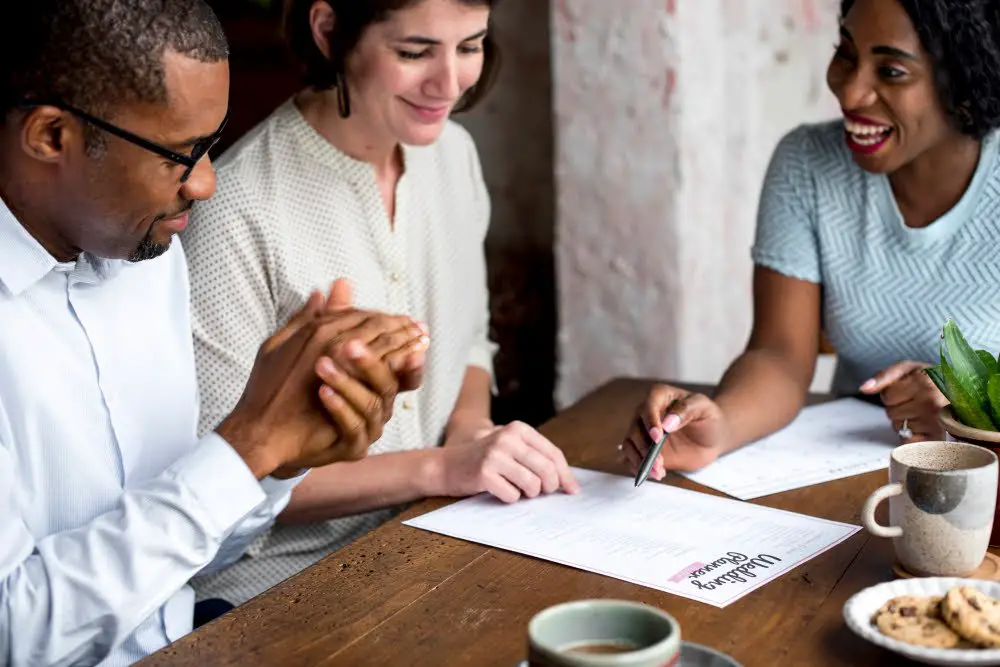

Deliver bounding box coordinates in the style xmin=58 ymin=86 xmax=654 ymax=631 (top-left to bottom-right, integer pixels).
xmin=0 ymin=195 xmax=123 ymax=296
xmin=0 ymin=195 xmax=58 ymax=295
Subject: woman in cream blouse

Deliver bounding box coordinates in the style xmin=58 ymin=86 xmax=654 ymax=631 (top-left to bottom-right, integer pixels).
xmin=181 ymin=0 xmax=579 ymax=605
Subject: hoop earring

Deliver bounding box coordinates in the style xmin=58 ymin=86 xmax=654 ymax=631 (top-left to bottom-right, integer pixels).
xmin=335 ymin=71 xmax=351 ymax=118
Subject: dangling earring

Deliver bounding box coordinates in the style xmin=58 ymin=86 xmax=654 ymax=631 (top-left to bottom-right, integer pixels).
xmin=455 ymin=85 xmax=476 ymax=112
xmin=335 ymin=70 xmax=351 ymax=118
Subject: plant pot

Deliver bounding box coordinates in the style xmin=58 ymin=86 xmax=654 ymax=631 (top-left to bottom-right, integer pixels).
xmin=939 ymin=407 xmax=1000 ymax=547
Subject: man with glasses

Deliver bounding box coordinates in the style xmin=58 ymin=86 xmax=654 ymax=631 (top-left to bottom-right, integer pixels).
xmin=0 ymin=1 xmax=428 ymax=665
xmin=11 ymin=100 xmax=234 ymax=262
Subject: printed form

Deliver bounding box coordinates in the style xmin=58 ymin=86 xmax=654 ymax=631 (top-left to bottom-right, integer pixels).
xmin=682 ymin=398 xmax=896 ymax=500
xmin=404 ymin=468 xmax=859 ymax=608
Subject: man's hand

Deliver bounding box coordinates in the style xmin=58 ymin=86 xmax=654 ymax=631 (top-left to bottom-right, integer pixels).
xmin=216 ymin=285 xmax=425 ymax=479
xmin=322 ymin=279 xmax=427 ymax=392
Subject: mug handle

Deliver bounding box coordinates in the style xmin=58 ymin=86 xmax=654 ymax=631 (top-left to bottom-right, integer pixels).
xmin=861 ymin=483 xmax=903 ymax=538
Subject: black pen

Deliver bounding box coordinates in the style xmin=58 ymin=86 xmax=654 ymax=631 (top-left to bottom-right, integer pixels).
xmin=634 ymin=431 xmax=669 ymax=487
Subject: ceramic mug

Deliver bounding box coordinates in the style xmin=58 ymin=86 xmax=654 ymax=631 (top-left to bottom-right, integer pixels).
xmin=527 ymin=599 xmax=680 ymax=667
xmin=862 ymin=441 xmax=998 ymax=576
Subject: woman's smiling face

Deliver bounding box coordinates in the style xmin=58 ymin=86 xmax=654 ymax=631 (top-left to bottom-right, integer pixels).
xmin=826 ymin=0 xmax=959 ymax=174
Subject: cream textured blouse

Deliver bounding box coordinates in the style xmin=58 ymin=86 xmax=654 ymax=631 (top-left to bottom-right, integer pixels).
xmin=180 ymin=99 xmax=497 ymax=604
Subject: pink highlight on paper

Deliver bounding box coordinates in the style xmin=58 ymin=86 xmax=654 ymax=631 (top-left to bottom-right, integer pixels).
xmin=669 ymin=562 xmax=704 ymax=583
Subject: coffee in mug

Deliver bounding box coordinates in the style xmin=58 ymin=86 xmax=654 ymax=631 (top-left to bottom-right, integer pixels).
xmin=527 ymin=599 xmax=680 ymax=667
xmin=862 ymin=440 xmax=998 ymax=576
xmin=563 ymin=641 xmax=640 ymax=655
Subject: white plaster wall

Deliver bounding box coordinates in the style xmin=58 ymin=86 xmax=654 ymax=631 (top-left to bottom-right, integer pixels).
xmin=553 ymin=0 xmax=685 ymax=401
xmin=554 ymin=0 xmax=841 ymax=407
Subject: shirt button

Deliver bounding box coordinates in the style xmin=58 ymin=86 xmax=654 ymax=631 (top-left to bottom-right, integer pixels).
xmin=402 ymin=399 xmax=414 ymax=410
xmin=390 ymin=272 xmax=402 ymax=283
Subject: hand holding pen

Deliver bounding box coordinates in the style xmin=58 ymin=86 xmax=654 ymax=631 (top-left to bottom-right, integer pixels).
xmin=618 ymin=384 xmax=734 ymax=481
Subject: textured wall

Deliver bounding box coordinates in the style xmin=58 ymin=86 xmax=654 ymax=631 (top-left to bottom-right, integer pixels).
xmin=554 ymin=0 xmax=842 ymax=407
xmin=552 ymin=0 xmax=685 ymax=405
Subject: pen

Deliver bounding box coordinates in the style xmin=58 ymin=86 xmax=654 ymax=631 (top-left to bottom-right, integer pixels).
xmin=634 ymin=431 xmax=669 ymax=487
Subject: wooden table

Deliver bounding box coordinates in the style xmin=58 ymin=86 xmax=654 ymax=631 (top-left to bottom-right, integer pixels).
xmin=140 ymin=378 xmax=930 ymax=666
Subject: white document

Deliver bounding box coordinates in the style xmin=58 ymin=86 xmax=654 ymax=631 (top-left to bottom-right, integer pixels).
xmin=681 ymin=398 xmax=895 ymax=500
xmin=403 ymin=468 xmax=859 ymax=608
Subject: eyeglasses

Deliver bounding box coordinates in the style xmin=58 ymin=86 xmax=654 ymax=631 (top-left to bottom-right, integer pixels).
xmin=18 ymin=100 xmax=230 ymax=183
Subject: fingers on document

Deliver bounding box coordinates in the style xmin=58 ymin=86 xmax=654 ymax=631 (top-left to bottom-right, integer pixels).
xmin=517 ymin=425 xmax=580 ymax=494
xmin=499 ymin=422 xmax=580 ymax=495
xmin=484 ymin=470 xmax=523 ymax=504
xmin=485 ymin=423 xmax=580 ymax=501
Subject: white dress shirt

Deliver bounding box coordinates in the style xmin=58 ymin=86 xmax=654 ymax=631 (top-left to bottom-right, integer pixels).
xmin=0 ymin=197 xmax=301 ymax=666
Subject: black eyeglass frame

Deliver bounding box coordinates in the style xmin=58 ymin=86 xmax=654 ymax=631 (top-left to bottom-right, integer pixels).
xmin=17 ymin=100 xmax=230 ymax=183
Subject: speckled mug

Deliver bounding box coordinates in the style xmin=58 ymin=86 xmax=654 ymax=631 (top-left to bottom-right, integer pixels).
xmin=862 ymin=441 xmax=998 ymax=576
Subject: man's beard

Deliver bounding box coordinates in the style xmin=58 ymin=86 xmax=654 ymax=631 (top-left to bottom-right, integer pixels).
xmin=127 ymin=204 xmax=191 ymax=263
xmin=127 ymin=226 xmax=171 ymax=263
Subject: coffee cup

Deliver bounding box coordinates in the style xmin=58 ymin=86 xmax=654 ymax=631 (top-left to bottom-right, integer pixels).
xmin=526 ymin=599 xmax=680 ymax=666
xmin=861 ymin=440 xmax=998 ymax=576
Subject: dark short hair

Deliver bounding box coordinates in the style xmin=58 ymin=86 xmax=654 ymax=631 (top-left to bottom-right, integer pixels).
xmin=283 ymin=0 xmax=500 ymax=115
xmin=1 ymin=0 xmax=229 ymax=122
xmin=841 ymin=0 xmax=1000 ymax=138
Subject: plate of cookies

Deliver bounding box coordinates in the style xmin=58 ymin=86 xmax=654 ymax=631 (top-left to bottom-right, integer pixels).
xmin=843 ymin=577 xmax=1000 ymax=665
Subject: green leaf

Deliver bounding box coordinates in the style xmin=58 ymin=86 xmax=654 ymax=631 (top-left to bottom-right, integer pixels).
xmin=942 ymin=319 xmax=991 ymax=414
xmin=943 ymin=362 xmax=997 ymax=431
xmin=925 ymin=365 xmax=949 ymax=399
xmin=989 ymin=375 xmax=1000 ymax=427
xmin=978 ymin=350 xmax=999 ymax=376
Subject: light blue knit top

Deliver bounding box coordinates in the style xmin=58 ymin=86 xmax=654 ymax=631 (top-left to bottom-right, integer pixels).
xmin=752 ymin=120 xmax=1000 ymax=395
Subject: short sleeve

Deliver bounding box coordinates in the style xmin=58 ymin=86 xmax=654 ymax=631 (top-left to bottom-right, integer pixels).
xmin=751 ymin=126 xmax=822 ymax=284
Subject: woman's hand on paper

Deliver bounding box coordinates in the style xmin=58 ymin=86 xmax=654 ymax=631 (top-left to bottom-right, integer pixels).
xmin=859 ymin=360 xmax=947 ymax=443
xmin=437 ymin=422 xmax=581 ymax=503
xmin=620 ymin=384 xmax=733 ymax=479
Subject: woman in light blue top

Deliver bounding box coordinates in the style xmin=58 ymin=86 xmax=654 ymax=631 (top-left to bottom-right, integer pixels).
xmin=621 ymin=0 xmax=1000 ymax=475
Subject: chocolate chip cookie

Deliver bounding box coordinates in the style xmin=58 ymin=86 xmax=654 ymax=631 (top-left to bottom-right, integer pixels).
xmin=872 ymin=595 xmax=962 ymax=648
xmin=941 ymin=586 xmax=1000 ymax=648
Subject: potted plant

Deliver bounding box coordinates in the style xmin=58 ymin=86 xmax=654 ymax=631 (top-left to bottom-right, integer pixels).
xmin=927 ymin=319 xmax=1000 ymax=545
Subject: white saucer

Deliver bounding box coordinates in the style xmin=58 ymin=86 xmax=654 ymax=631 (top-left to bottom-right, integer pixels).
xmin=514 ymin=640 xmax=741 ymax=666
xmin=678 ymin=641 xmax=742 ymax=666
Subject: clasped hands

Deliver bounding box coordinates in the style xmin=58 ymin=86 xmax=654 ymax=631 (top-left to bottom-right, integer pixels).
xmin=217 ymin=278 xmax=430 ymax=479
